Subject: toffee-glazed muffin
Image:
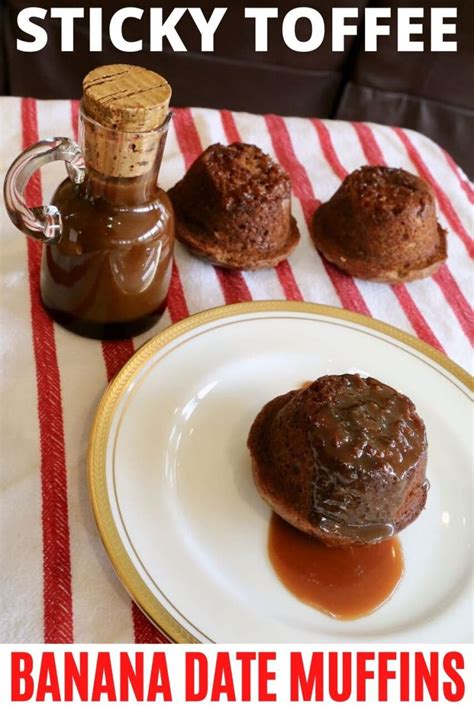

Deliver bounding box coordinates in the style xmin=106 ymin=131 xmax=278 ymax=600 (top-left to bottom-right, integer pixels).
xmin=168 ymin=142 xmax=300 ymax=269
xmin=312 ymin=166 xmax=447 ymax=282
xmin=248 ymin=374 xmax=428 ymax=546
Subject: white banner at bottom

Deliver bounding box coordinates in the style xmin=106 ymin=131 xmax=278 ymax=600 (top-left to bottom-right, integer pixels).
xmin=0 ymin=644 xmax=472 ymax=709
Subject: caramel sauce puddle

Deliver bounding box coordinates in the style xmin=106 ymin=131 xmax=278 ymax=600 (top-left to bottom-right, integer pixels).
xmin=268 ymin=513 xmax=404 ymax=620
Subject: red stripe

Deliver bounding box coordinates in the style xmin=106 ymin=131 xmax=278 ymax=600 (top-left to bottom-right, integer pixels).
xmin=102 ymin=341 xmax=135 ymax=382
xmin=22 ymin=98 xmax=74 ymax=643
xmin=213 ymin=267 xmax=250 ymax=302
xmin=220 ymin=109 xmax=240 ymax=144
xmin=220 ymin=110 xmax=303 ymax=301
xmin=172 ymin=108 xmax=203 ymax=171
xmin=432 ymin=265 xmax=474 ymax=346
xmin=132 ymin=605 xmax=170 ymax=644
xmin=265 ymin=114 xmax=371 ymax=315
xmin=390 ymin=284 xmax=444 ymax=351
xmin=213 ymin=266 xmax=252 ymax=303
xmin=393 ymin=127 xmax=473 ymax=257
xmin=173 ymin=108 xmax=252 ymax=304
xmin=442 ymin=149 xmax=474 ymax=204
xmin=355 ymin=122 xmax=472 ymax=348
xmin=311 ymin=119 xmax=347 ymax=181
xmin=168 ymin=259 xmax=190 ymax=322
xmin=274 ymin=261 xmax=304 ymax=301
xmin=352 ymin=122 xmax=385 ymax=165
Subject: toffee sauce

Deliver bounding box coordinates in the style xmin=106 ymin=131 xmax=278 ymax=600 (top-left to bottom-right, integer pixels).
xmin=268 ymin=513 xmax=404 ymax=620
xmin=43 ymin=173 xmax=174 ymax=339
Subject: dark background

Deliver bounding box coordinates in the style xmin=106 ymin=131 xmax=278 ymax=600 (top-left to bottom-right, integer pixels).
xmin=1 ymin=0 xmax=473 ymax=176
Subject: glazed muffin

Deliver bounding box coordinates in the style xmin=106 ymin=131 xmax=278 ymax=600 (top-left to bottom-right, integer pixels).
xmin=312 ymin=166 xmax=447 ymax=282
xmin=168 ymin=142 xmax=300 ymax=270
xmin=248 ymin=374 xmax=428 ymax=546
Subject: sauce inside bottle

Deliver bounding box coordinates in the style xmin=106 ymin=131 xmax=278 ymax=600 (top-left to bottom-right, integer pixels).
xmin=44 ymin=169 xmax=174 ymax=339
xmin=268 ymin=513 xmax=404 ymax=619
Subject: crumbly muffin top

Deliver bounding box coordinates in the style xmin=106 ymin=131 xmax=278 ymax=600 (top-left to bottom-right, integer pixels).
xmin=200 ymin=142 xmax=290 ymax=206
xmin=340 ymin=166 xmax=433 ymax=217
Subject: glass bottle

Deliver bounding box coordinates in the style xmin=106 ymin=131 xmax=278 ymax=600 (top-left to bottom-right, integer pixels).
xmin=4 ymin=65 xmax=175 ymax=339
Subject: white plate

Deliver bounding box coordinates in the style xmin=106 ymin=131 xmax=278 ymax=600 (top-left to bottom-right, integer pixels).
xmin=89 ymin=302 xmax=473 ymax=643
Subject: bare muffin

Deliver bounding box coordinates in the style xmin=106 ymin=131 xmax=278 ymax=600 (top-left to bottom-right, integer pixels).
xmin=248 ymin=374 xmax=428 ymax=546
xmin=312 ymin=166 xmax=447 ymax=282
xmin=168 ymin=142 xmax=300 ymax=270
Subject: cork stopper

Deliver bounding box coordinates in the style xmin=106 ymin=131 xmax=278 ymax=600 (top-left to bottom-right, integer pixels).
xmin=83 ymin=64 xmax=171 ymax=131
xmin=81 ymin=64 xmax=172 ymax=178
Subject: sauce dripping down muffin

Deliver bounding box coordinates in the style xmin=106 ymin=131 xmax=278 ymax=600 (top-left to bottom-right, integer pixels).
xmin=248 ymin=374 xmax=428 ymax=546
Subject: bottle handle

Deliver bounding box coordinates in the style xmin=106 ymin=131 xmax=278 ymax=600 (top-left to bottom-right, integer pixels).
xmin=3 ymin=137 xmax=85 ymax=244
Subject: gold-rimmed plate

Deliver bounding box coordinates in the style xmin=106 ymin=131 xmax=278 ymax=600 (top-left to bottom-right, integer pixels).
xmin=88 ymin=302 xmax=473 ymax=643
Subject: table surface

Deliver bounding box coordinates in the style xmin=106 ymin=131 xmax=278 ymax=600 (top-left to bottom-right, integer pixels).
xmin=0 ymin=97 xmax=472 ymax=643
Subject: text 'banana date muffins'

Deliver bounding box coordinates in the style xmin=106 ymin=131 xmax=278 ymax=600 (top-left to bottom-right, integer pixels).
xmin=248 ymin=374 xmax=429 ymax=547
xmin=168 ymin=142 xmax=300 ymax=270
xmin=312 ymin=166 xmax=447 ymax=282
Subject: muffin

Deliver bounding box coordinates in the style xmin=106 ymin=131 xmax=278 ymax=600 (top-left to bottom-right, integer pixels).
xmin=311 ymin=166 xmax=447 ymax=282
xmin=168 ymin=142 xmax=300 ymax=270
xmin=248 ymin=374 xmax=428 ymax=546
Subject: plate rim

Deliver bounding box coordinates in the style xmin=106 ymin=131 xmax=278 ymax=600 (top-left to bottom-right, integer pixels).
xmin=87 ymin=300 xmax=473 ymax=643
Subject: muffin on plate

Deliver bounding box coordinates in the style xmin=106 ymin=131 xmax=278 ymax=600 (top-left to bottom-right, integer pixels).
xmin=311 ymin=166 xmax=447 ymax=282
xmin=248 ymin=374 xmax=428 ymax=546
xmin=168 ymin=142 xmax=300 ymax=270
